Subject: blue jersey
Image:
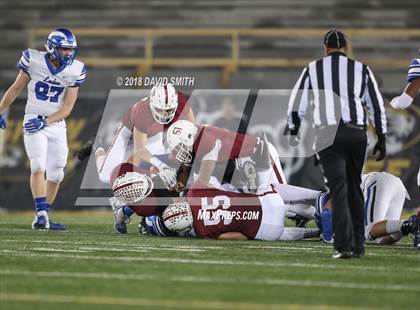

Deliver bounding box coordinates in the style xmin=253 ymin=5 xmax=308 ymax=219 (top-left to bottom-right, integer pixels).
xmin=407 ymin=58 xmax=420 ymax=82
xmin=17 ymin=49 xmax=86 ymax=116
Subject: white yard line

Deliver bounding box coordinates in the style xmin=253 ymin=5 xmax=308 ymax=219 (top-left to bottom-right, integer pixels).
xmin=0 ymin=292 xmax=379 ymax=310
xmin=1 ymin=238 xmax=418 ymax=258
xmin=1 ymin=249 xmax=420 ymax=273
xmin=0 ymin=269 xmax=418 ymax=293
xmin=0 ymin=239 xmax=208 ymax=252
xmin=29 ymin=248 xmax=93 ymax=254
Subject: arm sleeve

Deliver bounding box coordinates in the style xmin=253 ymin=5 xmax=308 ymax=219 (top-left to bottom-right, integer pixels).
xmin=71 ymin=65 xmax=86 ymax=87
xmin=16 ymin=49 xmax=31 ymax=76
xmin=407 ymin=58 xmax=420 ymax=82
xmin=364 ymin=66 xmax=387 ymax=135
xmin=286 ymin=66 xmax=311 ymax=131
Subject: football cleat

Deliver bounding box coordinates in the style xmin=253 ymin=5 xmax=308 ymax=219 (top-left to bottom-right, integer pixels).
xmin=48 ymin=221 xmax=66 ymax=230
xmin=31 ymin=211 xmax=66 ymax=230
xmin=138 ymin=216 xmax=148 ymax=235
xmin=332 ymin=250 xmax=352 ymax=259
xmin=32 ymin=212 xmax=48 ymax=230
xmin=401 ymin=215 xmax=420 ymax=236
xmin=113 ymin=207 xmax=131 ymax=234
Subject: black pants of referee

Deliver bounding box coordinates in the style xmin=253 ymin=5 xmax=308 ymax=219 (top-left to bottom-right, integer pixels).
xmin=316 ymin=122 xmax=367 ymax=254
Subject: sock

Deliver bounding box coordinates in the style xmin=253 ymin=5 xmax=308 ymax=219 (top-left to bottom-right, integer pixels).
xmin=123 ymin=206 xmax=134 ymax=217
xmin=385 ymin=220 xmax=403 ymax=235
xmin=34 ymin=197 xmax=49 ymax=213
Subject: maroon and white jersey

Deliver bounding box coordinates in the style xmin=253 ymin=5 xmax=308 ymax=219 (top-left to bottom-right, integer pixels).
xmin=121 ymin=91 xmax=191 ymax=137
xmin=186 ymin=182 xmax=263 ymax=239
xmin=193 ymin=125 xmax=258 ymax=162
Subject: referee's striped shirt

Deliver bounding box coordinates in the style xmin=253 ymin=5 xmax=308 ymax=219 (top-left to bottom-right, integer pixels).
xmin=287 ymin=51 xmax=387 ymax=135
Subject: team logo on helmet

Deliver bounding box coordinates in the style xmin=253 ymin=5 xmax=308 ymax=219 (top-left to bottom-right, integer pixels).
xmin=166 ymin=120 xmax=198 ymax=164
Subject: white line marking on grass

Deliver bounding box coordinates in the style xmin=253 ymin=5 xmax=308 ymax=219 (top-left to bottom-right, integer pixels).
xmin=1 ymin=239 xmax=206 ymax=253
xmin=1 ymin=249 xmax=420 ymax=273
xmin=0 ymin=292 xmax=379 ymax=310
xmin=2 ymin=239 xmax=418 ymax=258
xmin=31 ymin=248 xmax=93 ymax=254
xmin=1 ymin=269 xmax=419 ymax=293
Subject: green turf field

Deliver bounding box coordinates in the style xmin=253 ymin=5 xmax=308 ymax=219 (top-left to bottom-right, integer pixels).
xmin=0 ymin=211 xmax=419 ymax=310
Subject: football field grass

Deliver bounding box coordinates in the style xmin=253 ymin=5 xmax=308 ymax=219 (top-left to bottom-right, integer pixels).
xmin=0 ymin=211 xmax=419 ymax=310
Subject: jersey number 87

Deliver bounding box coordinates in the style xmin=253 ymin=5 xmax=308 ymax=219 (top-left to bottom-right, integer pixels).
xmin=35 ymin=81 xmax=64 ymax=103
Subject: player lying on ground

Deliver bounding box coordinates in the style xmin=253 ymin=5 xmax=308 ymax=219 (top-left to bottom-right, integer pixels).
xmin=0 ymin=28 xmax=85 ymax=230
xmin=109 ymin=161 xmax=323 ymax=237
xmin=161 ymin=181 xmax=320 ymax=241
xmin=389 ymin=49 xmax=420 ymax=188
xmin=315 ymin=172 xmax=420 ymax=249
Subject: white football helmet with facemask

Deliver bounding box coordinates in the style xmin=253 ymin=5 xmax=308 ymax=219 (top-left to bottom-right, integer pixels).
xmin=166 ymin=120 xmax=198 ymax=164
xmin=149 ymin=83 xmax=178 ymax=124
xmin=112 ymin=172 xmax=154 ymax=204
xmin=162 ymin=201 xmax=193 ymax=232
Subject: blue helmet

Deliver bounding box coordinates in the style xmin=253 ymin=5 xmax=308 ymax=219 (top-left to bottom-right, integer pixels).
xmin=45 ymin=28 xmax=77 ymax=66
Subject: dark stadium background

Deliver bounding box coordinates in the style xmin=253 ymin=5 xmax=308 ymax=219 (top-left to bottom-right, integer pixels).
xmin=0 ymin=0 xmax=419 ymax=211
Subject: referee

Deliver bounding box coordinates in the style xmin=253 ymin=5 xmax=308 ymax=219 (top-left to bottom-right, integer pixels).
xmin=286 ymin=29 xmax=387 ymax=259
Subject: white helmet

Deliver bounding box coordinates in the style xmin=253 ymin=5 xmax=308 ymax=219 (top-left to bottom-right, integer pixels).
xmin=166 ymin=120 xmax=198 ymax=164
xmin=162 ymin=201 xmax=193 ymax=232
xmin=149 ymin=83 xmax=178 ymax=124
xmin=112 ymin=172 xmax=153 ymax=204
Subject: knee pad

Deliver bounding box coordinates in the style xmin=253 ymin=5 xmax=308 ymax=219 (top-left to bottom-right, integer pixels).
xmin=30 ymin=157 xmax=46 ymax=173
xmin=46 ymin=166 xmax=65 ymax=183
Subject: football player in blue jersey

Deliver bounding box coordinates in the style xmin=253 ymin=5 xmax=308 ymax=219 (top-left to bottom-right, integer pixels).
xmin=0 ymin=28 xmax=86 ymax=230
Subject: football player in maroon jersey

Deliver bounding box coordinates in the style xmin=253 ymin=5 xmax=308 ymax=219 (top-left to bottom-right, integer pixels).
xmin=165 ymin=120 xmax=286 ymax=193
xmin=78 ymin=83 xmax=194 ymax=187
xmin=162 ymin=181 xmax=319 ymax=241
xmin=109 ymin=162 xmax=178 ymax=234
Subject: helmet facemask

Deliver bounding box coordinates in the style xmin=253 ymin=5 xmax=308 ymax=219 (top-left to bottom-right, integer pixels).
xmin=45 ymin=29 xmax=78 ymax=66
xmin=149 ymin=84 xmax=179 ymax=125
xmin=173 ymin=142 xmax=193 ymax=164
xmin=150 ymin=106 xmax=177 ymax=125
